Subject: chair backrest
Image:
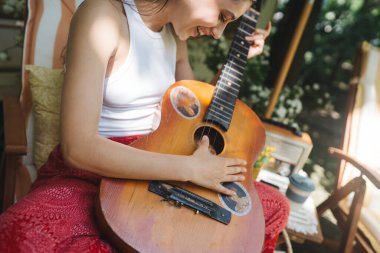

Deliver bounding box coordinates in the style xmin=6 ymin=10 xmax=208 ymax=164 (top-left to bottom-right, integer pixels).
xmin=21 ymin=0 xmax=83 ymax=179
xmin=339 ymin=42 xmax=380 ymax=188
xmin=334 ymin=42 xmax=380 ymax=252
xmin=326 ymin=42 xmax=380 ymax=252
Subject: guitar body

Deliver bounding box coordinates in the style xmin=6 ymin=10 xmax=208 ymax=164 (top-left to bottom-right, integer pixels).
xmin=97 ymin=80 xmax=266 ymax=253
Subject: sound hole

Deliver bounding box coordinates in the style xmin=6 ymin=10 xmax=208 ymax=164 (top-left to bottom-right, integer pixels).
xmin=194 ymin=126 xmax=225 ymax=155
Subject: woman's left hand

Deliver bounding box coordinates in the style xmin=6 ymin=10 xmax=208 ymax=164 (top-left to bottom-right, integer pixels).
xmin=245 ymin=22 xmax=272 ymax=59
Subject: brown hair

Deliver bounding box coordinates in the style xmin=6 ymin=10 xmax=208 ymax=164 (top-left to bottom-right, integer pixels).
xmin=120 ymin=0 xmax=169 ymax=15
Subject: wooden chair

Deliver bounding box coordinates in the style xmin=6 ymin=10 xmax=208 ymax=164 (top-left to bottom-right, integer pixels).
xmin=0 ymin=0 xmax=84 ymax=213
xmin=314 ymin=42 xmax=380 ymax=253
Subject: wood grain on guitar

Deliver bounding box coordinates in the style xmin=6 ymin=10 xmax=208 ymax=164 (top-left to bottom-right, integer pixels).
xmin=97 ymin=5 xmax=266 ymax=253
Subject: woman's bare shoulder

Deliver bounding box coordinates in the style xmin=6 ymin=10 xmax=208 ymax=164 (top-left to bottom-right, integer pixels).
xmin=69 ymin=0 xmax=126 ymax=56
xmin=71 ymin=0 xmax=125 ymax=37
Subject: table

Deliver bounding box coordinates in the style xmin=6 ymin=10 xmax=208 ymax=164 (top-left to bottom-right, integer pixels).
xmin=257 ymin=169 xmax=323 ymax=244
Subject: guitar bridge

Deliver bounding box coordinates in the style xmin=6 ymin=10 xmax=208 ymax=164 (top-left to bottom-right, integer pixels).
xmin=148 ymin=181 xmax=231 ymax=225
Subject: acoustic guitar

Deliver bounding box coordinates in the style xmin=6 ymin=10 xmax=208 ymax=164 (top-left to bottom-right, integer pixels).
xmin=97 ymin=4 xmax=266 ymax=253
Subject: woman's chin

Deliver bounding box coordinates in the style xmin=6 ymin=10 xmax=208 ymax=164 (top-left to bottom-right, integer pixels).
xmin=177 ymin=32 xmax=190 ymax=41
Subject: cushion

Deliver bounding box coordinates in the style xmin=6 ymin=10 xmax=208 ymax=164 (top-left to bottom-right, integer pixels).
xmin=22 ymin=0 xmax=84 ymax=172
xmin=25 ymin=65 xmax=64 ymax=170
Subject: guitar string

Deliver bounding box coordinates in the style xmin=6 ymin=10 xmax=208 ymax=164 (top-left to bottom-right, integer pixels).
xmin=153 ymin=9 xmax=258 ymax=178
xmin=203 ymin=9 xmax=257 ymax=155
xmin=199 ymin=11 xmax=235 ymax=148
xmin=204 ymin=17 xmax=244 ymax=148
xmin=202 ymin=10 xmax=258 ymax=184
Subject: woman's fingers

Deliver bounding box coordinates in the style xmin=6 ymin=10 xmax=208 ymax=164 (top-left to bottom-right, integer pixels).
xmin=222 ymin=174 xmax=245 ymax=182
xmin=199 ymin=135 xmax=209 ymax=145
xmin=225 ymin=157 xmax=247 ymax=167
xmin=226 ymin=166 xmax=247 ymax=174
xmin=196 ymin=135 xmax=210 ymax=150
xmin=192 ymin=137 xmax=249 ymax=196
xmin=244 ymin=22 xmax=272 ymax=59
xmin=215 ymin=184 xmax=238 ymax=196
xmin=245 ymin=33 xmax=266 ymax=42
xmin=245 ymin=25 xmax=270 ymax=42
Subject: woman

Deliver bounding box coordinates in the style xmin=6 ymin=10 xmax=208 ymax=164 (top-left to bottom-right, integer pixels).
xmin=0 ymin=0 xmax=288 ymax=252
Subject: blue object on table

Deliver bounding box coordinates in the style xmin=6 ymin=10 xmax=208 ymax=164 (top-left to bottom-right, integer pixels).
xmin=286 ymin=174 xmax=315 ymax=204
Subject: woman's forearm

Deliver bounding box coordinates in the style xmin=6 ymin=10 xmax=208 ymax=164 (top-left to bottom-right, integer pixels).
xmin=61 ymin=135 xmax=193 ymax=182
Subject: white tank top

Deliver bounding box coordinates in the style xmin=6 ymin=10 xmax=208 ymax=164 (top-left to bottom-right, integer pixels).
xmin=98 ymin=0 xmax=177 ymax=137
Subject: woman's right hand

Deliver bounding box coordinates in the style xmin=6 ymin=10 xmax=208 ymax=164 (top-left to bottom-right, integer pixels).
xmin=189 ymin=135 xmax=247 ymax=196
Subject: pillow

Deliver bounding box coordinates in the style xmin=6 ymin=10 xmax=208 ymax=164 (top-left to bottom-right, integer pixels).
xmin=25 ymin=65 xmax=64 ymax=169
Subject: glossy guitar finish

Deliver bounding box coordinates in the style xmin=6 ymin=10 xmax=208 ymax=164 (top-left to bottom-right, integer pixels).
xmin=98 ymin=80 xmax=266 ymax=253
xmin=97 ymin=5 xmax=266 ymax=253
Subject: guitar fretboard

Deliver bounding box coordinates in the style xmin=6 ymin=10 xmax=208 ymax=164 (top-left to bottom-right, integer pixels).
xmin=204 ymin=8 xmax=260 ymax=131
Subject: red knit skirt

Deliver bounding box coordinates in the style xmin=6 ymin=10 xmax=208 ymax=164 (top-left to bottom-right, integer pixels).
xmin=0 ymin=136 xmax=289 ymax=253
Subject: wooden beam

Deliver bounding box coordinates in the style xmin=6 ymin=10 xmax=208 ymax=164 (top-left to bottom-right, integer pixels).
xmin=265 ymin=0 xmax=315 ymax=118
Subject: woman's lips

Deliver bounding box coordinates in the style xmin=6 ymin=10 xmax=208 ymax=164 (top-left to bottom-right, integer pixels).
xmin=198 ymin=27 xmax=210 ymax=36
xmin=190 ymin=27 xmax=211 ymax=38
xmin=192 ymin=27 xmax=199 ymax=37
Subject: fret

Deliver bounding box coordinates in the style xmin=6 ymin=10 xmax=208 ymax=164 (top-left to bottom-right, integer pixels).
xmin=220 ymin=71 xmax=242 ymax=84
xmin=244 ymin=9 xmax=259 ymax=19
xmin=216 ymin=83 xmax=239 ymax=95
xmin=228 ymin=53 xmax=247 ymax=65
xmin=207 ymin=112 xmax=232 ymax=124
xmin=218 ymin=79 xmax=240 ymax=95
xmin=219 ymin=78 xmax=240 ymax=91
xmin=230 ymin=47 xmax=248 ymax=59
xmin=231 ymin=38 xmax=249 ymax=50
xmin=205 ymin=114 xmax=230 ymax=126
xmin=232 ymin=39 xmax=250 ymax=50
xmin=235 ymin=34 xmax=249 ymax=45
xmin=242 ymin=11 xmax=258 ymax=23
xmin=204 ymin=7 xmax=260 ymax=131
xmin=214 ymin=92 xmax=236 ymax=105
xmin=210 ymin=100 xmax=234 ymax=113
xmin=225 ymin=61 xmax=245 ymax=72
xmin=232 ymin=40 xmax=250 ymax=55
xmin=208 ymin=107 xmax=232 ymax=120
xmin=237 ymin=27 xmax=251 ymax=36
xmin=239 ymin=28 xmax=255 ymax=36
xmin=214 ymin=96 xmax=236 ymax=107
xmin=224 ymin=63 xmax=244 ymax=75
xmin=215 ymin=83 xmax=239 ymax=94
xmin=231 ymin=43 xmax=249 ymax=56
xmin=223 ymin=64 xmax=244 ymax=79
xmin=240 ymin=22 xmax=256 ymax=32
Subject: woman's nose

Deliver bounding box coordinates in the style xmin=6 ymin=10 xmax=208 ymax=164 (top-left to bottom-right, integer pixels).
xmin=211 ymin=22 xmax=227 ymax=39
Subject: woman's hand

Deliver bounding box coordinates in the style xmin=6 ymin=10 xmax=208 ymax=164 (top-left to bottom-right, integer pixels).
xmin=189 ymin=136 xmax=247 ymax=196
xmin=246 ymin=22 xmax=272 ymax=59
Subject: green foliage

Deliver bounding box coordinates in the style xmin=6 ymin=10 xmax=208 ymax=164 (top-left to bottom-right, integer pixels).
xmin=188 ymin=29 xmax=302 ymax=127
xmin=0 ymin=0 xmax=25 ymax=62
xmin=299 ymin=0 xmax=380 ymax=114
xmin=0 ymin=0 xmax=25 ymax=19
xmin=189 ymin=0 xmax=380 ymax=192
xmin=188 ymin=32 xmax=272 ymax=115
xmin=296 ymin=0 xmax=380 ymax=190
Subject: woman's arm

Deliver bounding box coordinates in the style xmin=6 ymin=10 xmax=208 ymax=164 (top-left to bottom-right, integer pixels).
xmin=175 ymin=39 xmax=194 ymax=81
xmin=60 ymin=0 xmax=245 ymax=196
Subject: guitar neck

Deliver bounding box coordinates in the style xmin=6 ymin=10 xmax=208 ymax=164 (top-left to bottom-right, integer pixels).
xmin=204 ymin=8 xmax=260 ymax=131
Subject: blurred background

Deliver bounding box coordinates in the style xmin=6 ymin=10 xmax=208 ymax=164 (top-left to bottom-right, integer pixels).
xmin=187 ymin=0 xmax=380 ymax=199
xmin=0 ymin=0 xmax=379 ymax=251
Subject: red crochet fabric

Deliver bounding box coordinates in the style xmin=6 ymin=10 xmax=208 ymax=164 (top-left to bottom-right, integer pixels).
xmin=254 ymin=181 xmax=290 ymax=253
xmin=0 ymin=136 xmax=289 ymax=253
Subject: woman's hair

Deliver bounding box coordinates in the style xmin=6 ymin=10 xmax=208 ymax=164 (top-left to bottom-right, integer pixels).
xmin=121 ymin=0 xmax=169 ymax=16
